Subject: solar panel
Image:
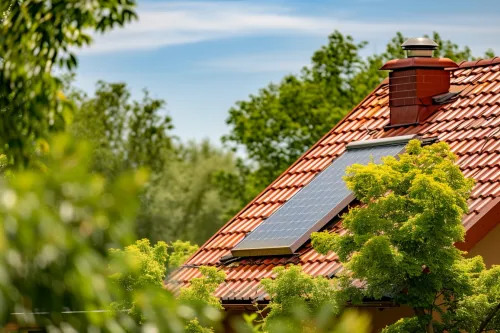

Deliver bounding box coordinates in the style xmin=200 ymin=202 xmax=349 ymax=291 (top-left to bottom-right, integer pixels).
xmin=231 ymin=135 xmax=418 ymax=257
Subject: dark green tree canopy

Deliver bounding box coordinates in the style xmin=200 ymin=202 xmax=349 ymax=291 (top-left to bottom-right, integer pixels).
xmin=69 ymin=80 xmax=174 ymax=179
xmin=137 ymin=139 xmax=241 ymax=245
xmin=67 ymin=79 xmax=241 ymax=247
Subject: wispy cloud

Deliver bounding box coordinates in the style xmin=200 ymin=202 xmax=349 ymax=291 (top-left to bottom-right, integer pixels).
xmin=80 ymin=1 xmax=330 ymax=54
xmin=80 ymin=1 xmax=500 ymax=55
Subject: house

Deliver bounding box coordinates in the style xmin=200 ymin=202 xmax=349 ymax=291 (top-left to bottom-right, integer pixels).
xmin=167 ymin=37 xmax=500 ymax=331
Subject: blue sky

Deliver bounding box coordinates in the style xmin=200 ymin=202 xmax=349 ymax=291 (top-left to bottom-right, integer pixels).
xmin=75 ymin=0 xmax=500 ymax=145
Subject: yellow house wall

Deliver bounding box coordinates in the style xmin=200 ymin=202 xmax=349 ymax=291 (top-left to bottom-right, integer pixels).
xmin=467 ymin=224 xmax=500 ymax=267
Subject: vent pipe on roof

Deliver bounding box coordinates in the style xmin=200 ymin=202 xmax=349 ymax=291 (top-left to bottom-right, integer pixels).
xmin=402 ymin=37 xmax=438 ymax=58
xmin=380 ymin=37 xmax=458 ymax=128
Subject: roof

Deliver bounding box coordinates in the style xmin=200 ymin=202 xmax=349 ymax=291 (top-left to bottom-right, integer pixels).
xmin=167 ymin=57 xmax=500 ymax=304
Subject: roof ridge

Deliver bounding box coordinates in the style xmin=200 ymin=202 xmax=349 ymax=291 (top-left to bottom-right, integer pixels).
xmin=456 ymin=57 xmax=500 ymax=69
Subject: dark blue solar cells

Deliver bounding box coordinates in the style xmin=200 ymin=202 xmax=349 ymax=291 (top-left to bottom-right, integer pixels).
xmin=231 ymin=142 xmax=408 ymax=257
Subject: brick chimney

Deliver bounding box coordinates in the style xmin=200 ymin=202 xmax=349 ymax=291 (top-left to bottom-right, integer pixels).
xmin=381 ymin=37 xmax=458 ymax=127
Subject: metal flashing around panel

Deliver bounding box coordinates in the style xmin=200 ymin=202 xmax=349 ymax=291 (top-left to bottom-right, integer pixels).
xmin=231 ymin=135 xmax=418 ymax=257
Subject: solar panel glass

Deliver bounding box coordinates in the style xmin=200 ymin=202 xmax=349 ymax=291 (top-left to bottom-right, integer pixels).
xmin=231 ymin=136 xmax=415 ymax=257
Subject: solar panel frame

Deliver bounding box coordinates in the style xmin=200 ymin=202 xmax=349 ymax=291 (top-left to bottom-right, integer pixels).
xmin=231 ymin=135 xmax=419 ymax=257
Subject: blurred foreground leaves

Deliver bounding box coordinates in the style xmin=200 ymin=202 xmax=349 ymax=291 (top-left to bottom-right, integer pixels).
xmin=0 ymin=135 xmax=217 ymax=331
xmin=0 ymin=0 xmax=137 ymax=167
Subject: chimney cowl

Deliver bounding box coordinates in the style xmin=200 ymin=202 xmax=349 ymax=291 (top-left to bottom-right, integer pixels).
xmin=402 ymin=37 xmax=438 ymax=58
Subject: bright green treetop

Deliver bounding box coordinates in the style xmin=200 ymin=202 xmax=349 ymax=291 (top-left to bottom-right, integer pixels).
xmin=108 ymin=238 xmax=198 ymax=295
xmin=109 ymin=239 xmax=169 ymax=298
xmin=179 ymin=266 xmax=225 ymax=311
xmin=261 ymin=265 xmax=342 ymax=332
xmin=232 ymin=265 xmax=369 ymax=333
xmin=108 ymin=238 xmax=199 ymax=325
xmin=310 ymin=140 xmax=500 ymax=332
xmin=179 ymin=266 xmax=226 ymax=333
xmin=167 ymin=240 xmax=199 ymax=273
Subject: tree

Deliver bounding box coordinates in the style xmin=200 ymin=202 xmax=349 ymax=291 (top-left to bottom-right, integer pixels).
xmin=0 ymin=134 xmax=163 ymax=331
xmin=222 ymin=31 xmax=495 ymax=208
xmin=167 ymin=240 xmax=199 ymax=274
xmin=222 ymin=32 xmax=367 ymax=190
xmin=0 ymin=134 xmax=221 ymax=332
xmin=311 ymin=140 xmax=500 ymax=332
xmin=108 ymin=238 xmax=199 ymax=322
xmin=230 ymin=265 xmax=370 ymax=333
xmin=0 ymin=0 xmax=137 ymax=168
xmin=69 ymin=80 xmax=174 ymax=179
xmin=1 ymin=2 xmax=226 ymax=330
xmin=68 ymin=80 xmax=237 ymax=246
xmin=137 ymin=139 xmax=242 ymax=245
xmin=260 ymin=265 xmax=343 ymax=332
xmin=179 ymin=266 xmax=226 ymax=333
xmin=109 ymin=239 xmax=169 ymax=319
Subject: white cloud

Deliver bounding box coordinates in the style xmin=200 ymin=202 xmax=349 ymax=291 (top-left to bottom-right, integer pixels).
xmin=80 ymin=1 xmax=331 ymax=54
xmin=80 ymin=1 xmax=500 ymax=55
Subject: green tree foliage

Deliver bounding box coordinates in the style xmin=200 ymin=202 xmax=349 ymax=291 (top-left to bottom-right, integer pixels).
xmin=0 ymin=134 xmax=219 ymax=331
xmin=108 ymin=239 xmax=168 ymax=319
xmin=109 ymin=238 xmax=198 ymax=294
xmin=137 ymin=139 xmax=242 ymax=245
xmin=68 ymin=80 xmax=239 ymax=246
xmin=179 ymin=266 xmax=225 ymax=310
xmin=260 ymin=265 xmax=343 ymax=332
xmin=167 ymin=240 xmax=199 ymax=274
xmin=222 ymin=32 xmax=367 ymax=192
xmin=0 ymin=0 xmax=137 ymax=168
xmin=108 ymin=238 xmax=199 ymax=325
xmin=222 ymin=31 xmax=495 ymax=209
xmin=231 ymin=265 xmax=370 ymax=333
xmin=185 ymin=318 xmax=216 ymax=333
xmin=179 ymin=266 xmax=226 ymax=333
xmin=446 ymin=261 xmax=500 ymax=333
xmin=311 ymin=140 xmax=500 ymax=332
xmin=0 ymin=134 xmax=152 ymax=330
xmin=69 ymin=80 xmax=174 ymax=179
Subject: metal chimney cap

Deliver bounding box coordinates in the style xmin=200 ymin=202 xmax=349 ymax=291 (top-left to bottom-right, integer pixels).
xmin=401 ymin=37 xmax=438 ymax=50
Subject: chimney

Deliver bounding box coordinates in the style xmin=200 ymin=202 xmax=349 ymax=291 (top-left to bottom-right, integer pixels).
xmin=381 ymin=37 xmax=458 ymax=127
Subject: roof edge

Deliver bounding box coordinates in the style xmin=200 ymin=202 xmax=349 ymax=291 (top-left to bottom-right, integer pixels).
xmin=457 ymin=197 xmax=500 ymax=251
xmin=456 ymin=57 xmax=500 ymax=69
xmin=221 ymin=299 xmax=401 ymax=310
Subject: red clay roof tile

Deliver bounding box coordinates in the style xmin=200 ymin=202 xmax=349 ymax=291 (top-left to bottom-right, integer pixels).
xmin=168 ymin=60 xmax=500 ymax=303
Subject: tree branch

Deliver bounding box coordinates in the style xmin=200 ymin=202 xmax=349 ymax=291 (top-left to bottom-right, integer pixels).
xmin=476 ymin=302 xmax=500 ymax=333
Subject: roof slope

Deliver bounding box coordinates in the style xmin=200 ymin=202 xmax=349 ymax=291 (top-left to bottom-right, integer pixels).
xmin=168 ymin=58 xmax=500 ymax=303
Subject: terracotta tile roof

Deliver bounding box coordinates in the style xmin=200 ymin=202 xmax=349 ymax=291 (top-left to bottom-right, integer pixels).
xmin=167 ymin=58 xmax=500 ymax=303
